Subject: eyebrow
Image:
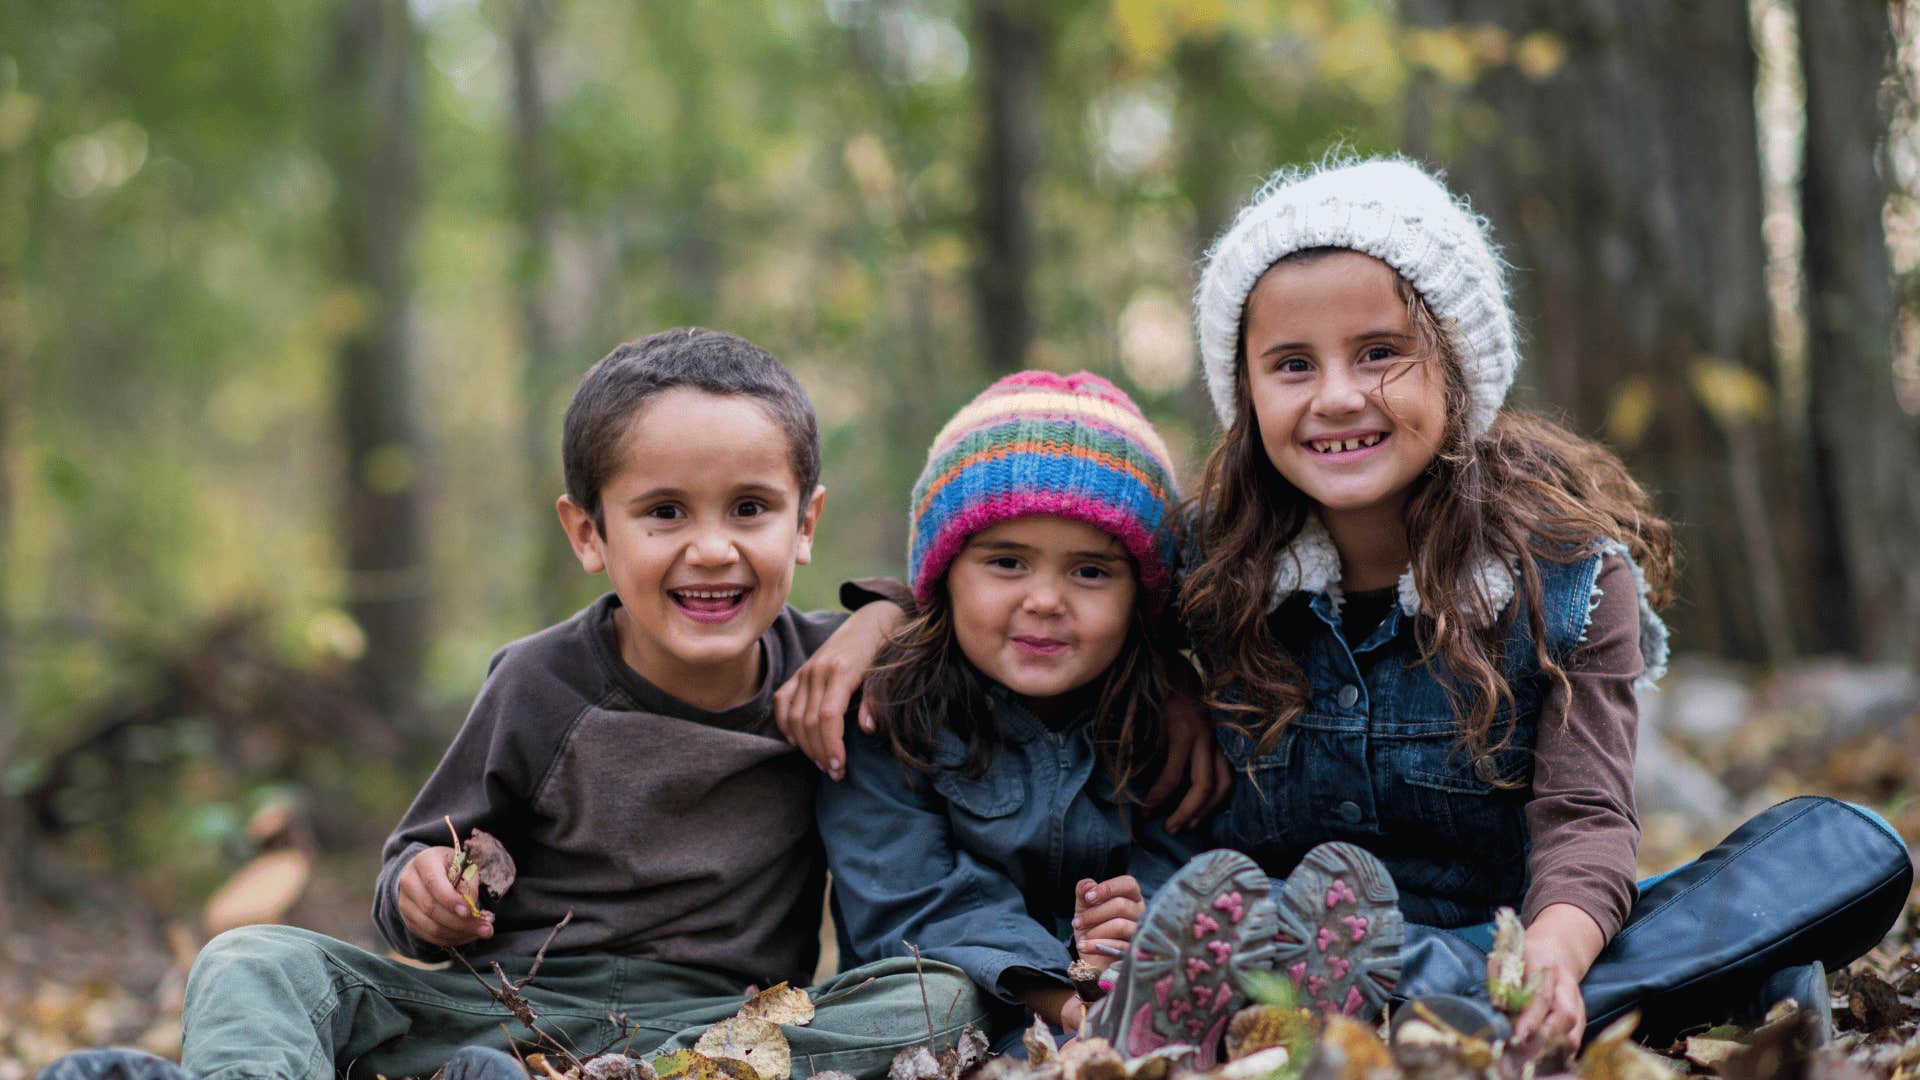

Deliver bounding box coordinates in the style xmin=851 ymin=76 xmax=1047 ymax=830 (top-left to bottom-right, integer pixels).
xmin=1259 ymin=329 xmax=1414 ymax=355
xmin=622 ymin=481 xmax=790 ymax=505
xmin=972 ymin=539 xmax=1124 ymax=562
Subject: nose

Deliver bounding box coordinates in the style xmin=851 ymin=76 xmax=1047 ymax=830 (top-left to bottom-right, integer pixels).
xmin=685 ymin=522 xmax=741 ymax=568
xmin=1312 ymin=362 xmax=1368 ymax=417
xmin=1022 ymin=575 xmax=1065 ymax=616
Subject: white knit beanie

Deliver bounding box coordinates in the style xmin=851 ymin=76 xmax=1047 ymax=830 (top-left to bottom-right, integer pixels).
xmin=1194 ymin=156 xmax=1517 ymax=438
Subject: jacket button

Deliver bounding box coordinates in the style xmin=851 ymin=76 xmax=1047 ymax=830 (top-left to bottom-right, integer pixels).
xmin=1336 ymin=684 xmax=1360 ymax=709
xmin=1337 ymin=800 xmax=1363 ymax=824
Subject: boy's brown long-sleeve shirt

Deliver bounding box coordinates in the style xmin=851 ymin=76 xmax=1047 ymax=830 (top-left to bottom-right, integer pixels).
xmin=373 ymin=593 xmax=844 ymax=989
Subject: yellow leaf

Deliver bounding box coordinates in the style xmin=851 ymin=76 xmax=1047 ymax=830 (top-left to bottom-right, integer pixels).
xmin=1606 ymin=377 xmax=1657 ymax=448
xmin=1578 ymin=1012 xmax=1677 ymax=1079
xmin=694 ymin=1017 xmax=790 ymax=1080
xmin=202 ymin=849 xmax=313 ymax=935
xmin=654 ymin=1050 xmax=759 ymax=1080
xmin=1687 ymin=354 xmax=1773 ymax=427
xmin=1514 ymin=31 xmax=1569 ymax=81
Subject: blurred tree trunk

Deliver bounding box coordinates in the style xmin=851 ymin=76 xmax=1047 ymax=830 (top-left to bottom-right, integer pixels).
xmin=1174 ymin=33 xmax=1248 ymax=434
xmin=1403 ymin=0 xmax=1799 ymax=661
xmin=506 ymin=0 xmax=575 ymax=625
xmin=322 ymin=0 xmax=427 ymax=718
xmin=1798 ymin=0 xmax=1920 ymax=661
xmin=970 ymin=0 xmax=1043 ymax=374
xmin=0 ymin=148 xmax=23 ymax=922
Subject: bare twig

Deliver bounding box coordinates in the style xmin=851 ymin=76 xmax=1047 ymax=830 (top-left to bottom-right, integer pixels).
xmin=446 ymin=913 xmax=587 ymax=1070
xmin=809 ymin=975 xmax=877 ymax=1009
xmin=523 ymin=908 xmax=573 ymax=984
xmin=904 ymin=939 xmax=935 ymax=1051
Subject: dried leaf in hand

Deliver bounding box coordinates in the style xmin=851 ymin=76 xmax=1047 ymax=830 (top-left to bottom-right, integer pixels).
xmin=886 ymin=1045 xmax=941 ymax=1080
xmin=1487 ymin=907 xmax=1535 ymax=1013
xmin=463 ymin=828 xmax=518 ymax=899
xmin=202 ymin=849 xmax=313 ymax=935
xmin=1068 ymin=960 xmax=1105 ymax=1003
xmin=695 ymin=1017 xmax=791 ymax=1080
xmin=737 ymin=982 xmax=815 ymax=1027
xmin=1022 ymin=1013 xmax=1057 ymax=1064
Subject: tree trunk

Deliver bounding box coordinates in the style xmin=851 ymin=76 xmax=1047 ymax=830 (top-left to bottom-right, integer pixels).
xmin=0 ymin=148 xmax=24 ymax=923
xmin=970 ymin=0 xmax=1043 ymax=375
xmin=506 ymin=0 xmax=575 ymax=625
xmin=1798 ymin=0 xmax=1920 ymax=661
xmin=322 ymin=0 xmax=426 ymax=718
xmin=1402 ymin=0 xmax=1799 ymax=661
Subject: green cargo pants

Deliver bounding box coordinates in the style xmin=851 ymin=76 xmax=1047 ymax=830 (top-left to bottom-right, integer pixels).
xmin=182 ymin=926 xmax=986 ymax=1080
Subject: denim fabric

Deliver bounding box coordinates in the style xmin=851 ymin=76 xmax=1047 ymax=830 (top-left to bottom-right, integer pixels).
xmin=181 ymin=924 xmax=985 ymax=1080
xmin=1210 ymin=552 xmax=1604 ymax=928
xmin=820 ymin=688 xmax=1203 ymax=1007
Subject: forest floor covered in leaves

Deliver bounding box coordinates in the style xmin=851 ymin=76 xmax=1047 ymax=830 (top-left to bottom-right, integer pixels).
xmin=2 ymin=655 xmax=1918 ymax=1078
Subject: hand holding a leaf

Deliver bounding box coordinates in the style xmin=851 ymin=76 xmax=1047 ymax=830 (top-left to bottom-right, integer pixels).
xmin=396 ymin=818 xmax=518 ymax=948
xmin=1489 ymin=903 xmax=1604 ymax=1049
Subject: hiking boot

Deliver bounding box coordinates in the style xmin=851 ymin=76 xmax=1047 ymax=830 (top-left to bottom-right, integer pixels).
xmin=1270 ymin=841 xmax=1404 ymax=1020
xmin=36 ymin=1050 xmax=194 ymax=1080
xmin=1746 ymin=961 xmax=1833 ymax=1046
xmin=442 ymin=1046 xmax=528 ymax=1080
xmin=1081 ymin=849 xmax=1279 ymax=1066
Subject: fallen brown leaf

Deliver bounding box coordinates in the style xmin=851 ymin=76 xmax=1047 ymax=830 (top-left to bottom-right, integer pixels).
xmin=695 ymin=1017 xmax=791 ymax=1080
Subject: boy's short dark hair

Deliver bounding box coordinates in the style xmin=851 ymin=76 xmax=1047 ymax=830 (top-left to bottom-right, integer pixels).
xmin=563 ymin=328 xmax=820 ymax=532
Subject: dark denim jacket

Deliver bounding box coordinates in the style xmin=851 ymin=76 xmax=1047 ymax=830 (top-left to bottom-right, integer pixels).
xmin=1209 ymin=551 xmax=1604 ymax=929
xmin=819 ymin=687 xmax=1202 ymax=1004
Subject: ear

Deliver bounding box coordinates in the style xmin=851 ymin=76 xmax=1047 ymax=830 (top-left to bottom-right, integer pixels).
xmin=556 ymin=495 xmax=607 ymax=574
xmin=794 ymin=485 xmax=827 ymax=565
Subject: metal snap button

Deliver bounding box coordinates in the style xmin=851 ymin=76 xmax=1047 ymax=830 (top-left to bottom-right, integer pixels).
xmin=1337 ymin=800 xmax=1363 ymax=824
xmin=1336 ymin=684 xmax=1360 ymax=709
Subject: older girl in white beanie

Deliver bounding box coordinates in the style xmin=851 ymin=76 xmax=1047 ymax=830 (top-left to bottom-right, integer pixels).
xmin=1080 ymin=156 xmax=1909 ymax=1054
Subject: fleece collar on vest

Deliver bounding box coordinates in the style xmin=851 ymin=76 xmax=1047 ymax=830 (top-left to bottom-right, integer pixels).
xmin=1262 ymin=514 xmax=1671 ymax=690
xmin=1264 ymin=514 xmax=1517 ymax=625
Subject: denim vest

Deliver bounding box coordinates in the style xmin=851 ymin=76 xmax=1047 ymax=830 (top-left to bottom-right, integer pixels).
xmin=1210 ymin=550 xmax=1606 ymax=929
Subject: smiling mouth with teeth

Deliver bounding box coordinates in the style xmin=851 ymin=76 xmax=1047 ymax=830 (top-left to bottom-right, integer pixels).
xmin=1307 ymin=432 xmax=1387 ymax=454
xmin=670 ymin=587 xmax=751 ymax=618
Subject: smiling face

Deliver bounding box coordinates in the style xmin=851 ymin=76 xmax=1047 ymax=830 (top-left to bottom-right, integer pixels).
xmin=1243 ymin=250 xmax=1451 ymax=521
xmin=557 ymin=387 xmax=823 ymax=711
xmin=945 ymin=515 xmax=1138 ymax=705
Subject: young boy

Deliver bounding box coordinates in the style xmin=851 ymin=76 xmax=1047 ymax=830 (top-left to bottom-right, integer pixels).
xmin=45 ymin=329 xmax=985 ymax=1080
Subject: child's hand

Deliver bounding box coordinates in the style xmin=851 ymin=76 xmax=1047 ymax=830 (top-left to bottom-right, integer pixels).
xmin=1503 ymin=903 xmax=1605 ymax=1048
xmin=398 ymin=846 xmax=495 ymax=948
xmin=1072 ymin=875 xmax=1143 ymax=972
xmin=774 ymin=601 xmax=904 ymax=780
xmin=1145 ymin=673 xmax=1231 ymax=833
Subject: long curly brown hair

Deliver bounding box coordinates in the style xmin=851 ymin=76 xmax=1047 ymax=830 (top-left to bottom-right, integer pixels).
xmin=1180 ymin=252 xmax=1675 ymax=773
xmin=864 ymin=583 xmax=1172 ymax=800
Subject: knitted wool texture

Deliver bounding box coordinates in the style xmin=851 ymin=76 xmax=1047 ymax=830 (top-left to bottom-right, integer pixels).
xmin=907 ymin=371 xmax=1178 ymax=605
xmin=1194 ymin=156 xmax=1517 ymax=437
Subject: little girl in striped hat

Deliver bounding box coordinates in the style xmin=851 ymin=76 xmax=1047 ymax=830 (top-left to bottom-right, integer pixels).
xmin=816 ymin=371 xmax=1273 ymax=1059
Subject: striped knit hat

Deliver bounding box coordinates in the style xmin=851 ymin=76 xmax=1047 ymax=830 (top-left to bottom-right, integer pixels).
xmin=908 ymin=371 xmax=1178 ymax=605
